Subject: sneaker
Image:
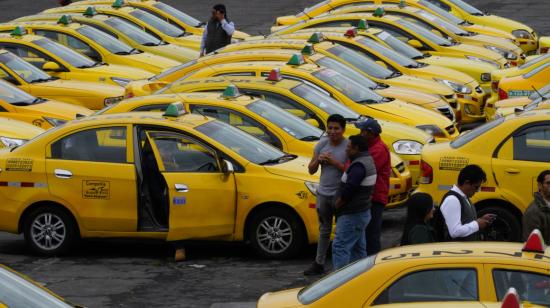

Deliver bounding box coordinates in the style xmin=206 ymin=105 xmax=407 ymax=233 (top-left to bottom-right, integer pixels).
xmin=303 ymin=262 xmax=325 ymax=275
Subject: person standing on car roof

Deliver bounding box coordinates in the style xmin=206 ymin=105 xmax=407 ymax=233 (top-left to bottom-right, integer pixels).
xmin=200 ymin=4 xmax=235 ymax=56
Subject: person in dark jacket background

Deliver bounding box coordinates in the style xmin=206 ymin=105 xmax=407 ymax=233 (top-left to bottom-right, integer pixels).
xmin=523 ymin=170 xmax=550 ymax=244
xmin=58 ymin=0 xmax=71 ymax=6
xmin=332 ymin=135 xmax=377 ymax=270
xmin=401 ymin=193 xmax=436 ymax=245
xmin=200 ymin=4 xmax=235 ymax=56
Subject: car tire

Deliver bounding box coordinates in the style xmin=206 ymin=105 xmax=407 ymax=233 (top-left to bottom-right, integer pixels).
xmin=247 ymin=207 xmax=305 ymax=259
xmin=477 ymin=206 xmax=522 ymax=242
xmin=23 ymin=205 xmax=78 ymax=256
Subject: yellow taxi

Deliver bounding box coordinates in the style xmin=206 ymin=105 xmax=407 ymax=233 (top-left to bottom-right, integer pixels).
xmin=0 ymin=117 xmax=44 ymax=148
xmin=14 ymin=11 xmax=199 ymax=63
xmin=0 ymin=264 xmax=78 ymax=307
xmin=0 ymin=79 xmax=93 ymax=129
xmin=43 ymin=2 xmax=202 ymax=51
xmin=0 ymin=106 xmax=321 ymax=258
xmin=494 ymin=99 xmax=550 ymax=120
xmin=0 ymin=18 xmax=180 ymax=74
xmin=0 ymin=49 xmax=124 ymax=110
xmin=66 ymin=0 xmax=250 ymax=40
xmin=180 ymin=60 xmax=459 ymax=141
xmin=488 ymin=84 xmax=550 ymax=119
xmin=0 ymin=28 xmax=153 ymax=86
xmin=321 ymin=5 xmax=524 ymax=64
xmin=148 ymin=76 xmax=432 ymax=187
xmin=496 ymin=63 xmax=550 ymax=102
xmin=270 ymin=13 xmax=508 ymax=69
xmin=538 ymin=36 xmax=550 ymax=54
xmin=416 ymin=109 xmax=550 ymax=241
xmin=257 ymin=231 xmax=550 ymax=307
xmin=100 ymin=92 xmax=413 ymax=207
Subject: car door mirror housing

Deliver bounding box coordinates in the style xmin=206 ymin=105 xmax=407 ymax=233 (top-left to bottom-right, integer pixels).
xmin=222 ymin=159 xmax=234 ymax=173
xmin=407 ymin=39 xmax=423 ymax=49
xmin=42 ymin=61 xmax=62 ymax=72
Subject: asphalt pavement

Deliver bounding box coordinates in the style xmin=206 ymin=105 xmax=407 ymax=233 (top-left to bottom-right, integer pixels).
xmin=0 ymin=0 xmax=549 ymax=307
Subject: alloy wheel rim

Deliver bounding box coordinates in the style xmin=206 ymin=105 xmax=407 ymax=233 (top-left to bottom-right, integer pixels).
xmin=256 ymin=216 xmax=293 ymax=254
xmin=31 ymin=213 xmax=66 ymax=251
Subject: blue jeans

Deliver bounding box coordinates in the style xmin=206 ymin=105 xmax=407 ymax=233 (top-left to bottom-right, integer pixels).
xmin=314 ymin=194 xmax=335 ymax=265
xmin=332 ymin=209 xmax=371 ymax=270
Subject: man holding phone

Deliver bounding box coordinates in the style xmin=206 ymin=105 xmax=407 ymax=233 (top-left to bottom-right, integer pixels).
xmin=200 ymin=4 xmax=235 ymax=56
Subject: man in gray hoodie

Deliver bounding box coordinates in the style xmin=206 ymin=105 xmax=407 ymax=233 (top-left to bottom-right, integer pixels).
xmin=523 ymin=170 xmax=550 ymax=244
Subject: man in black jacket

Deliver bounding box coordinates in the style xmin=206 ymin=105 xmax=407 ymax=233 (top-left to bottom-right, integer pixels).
xmin=523 ymin=170 xmax=550 ymax=244
xmin=200 ymin=4 xmax=235 ymax=56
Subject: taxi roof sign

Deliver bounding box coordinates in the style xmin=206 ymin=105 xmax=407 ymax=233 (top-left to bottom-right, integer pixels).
xmin=374 ymin=7 xmax=386 ymax=17
xmin=522 ymin=229 xmax=547 ymax=253
xmin=301 ymin=43 xmax=315 ymax=56
xmin=501 ymin=288 xmax=520 ymax=308
xmin=398 ymin=0 xmax=407 ymax=8
xmin=84 ymin=6 xmax=98 ymax=17
xmin=357 ymin=19 xmax=368 ymax=30
xmin=266 ymin=68 xmax=282 ymax=82
xmin=221 ymin=84 xmax=241 ymax=99
xmin=57 ymin=15 xmax=73 ymax=25
xmin=344 ymin=28 xmax=358 ymax=37
xmin=163 ymin=102 xmax=185 ymax=117
xmin=307 ymin=32 xmax=324 ymax=44
xmin=112 ymin=0 xmax=125 ymax=8
xmin=287 ymin=53 xmax=305 ymax=66
xmin=11 ymin=26 xmax=27 ymax=37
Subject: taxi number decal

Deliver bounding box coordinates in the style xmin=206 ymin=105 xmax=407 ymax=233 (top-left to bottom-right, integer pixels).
xmin=173 ymin=197 xmax=186 ymax=205
xmin=82 ymin=180 xmax=110 ymax=200
xmin=508 ymin=90 xmax=532 ymax=97
xmin=5 ymin=158 xmax=33 ymax=172
xmin=439 ymin=157 xmax=469 ymax=171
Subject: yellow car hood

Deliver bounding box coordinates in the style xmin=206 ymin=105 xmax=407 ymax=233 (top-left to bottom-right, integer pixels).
xmin=390 ymin=75 xmax=454 ymax=96
xmin=263 ymin=156 xmax=318 ymax=183
xmin=420 ymin=56 xmax=496 ymax=77
xmin=150 ymin=44 xmax=199 ymax=62
xmin=367 ymin=99 xmax=452 ymax=128
xmin=32 ymin=79 xmax=123 ymax=98
xmin=466 ymin=34 xmax=522 ymax=54
xmin=23 ymin=99 xmax=93 ymax=119
xmin=87 ymin=64 xmax=154 ymax=80
xmin=122 ymin=52 xmax=181 ymax=71
xmin=464 ymin=24 xmax=516 ymax=41
xmin=257 ymin=287 xmax=302 ymax=308
xmin=417 ymin=64 xmax=476 ymax=85
xmin=0 ymin=117 xmax=44 ymax=140
xmin=446 ymin=43 xmax=505 ymax=64
xmin=233 ymin=30 xmax=250 ymax=40
xmin=377 ymin=86 xmax=444 ymax=107
xmin=473 ymin=14 xmax=534 ymax=34
xmin=495 ymin=97 xmax=531 ymax=109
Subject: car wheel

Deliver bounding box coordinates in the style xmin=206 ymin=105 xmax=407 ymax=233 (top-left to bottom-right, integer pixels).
xmin=248 ymin=207 xmax=305 ymax=259
xmin=477 ymin=206 xmax=522 ymax=242
xmin=23 ymin=205 xmax=77 ymax=256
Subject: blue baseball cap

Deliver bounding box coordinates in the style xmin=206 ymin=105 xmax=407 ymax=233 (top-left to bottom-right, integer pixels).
xmin=355 ymin=118 xmax=382 ymax=134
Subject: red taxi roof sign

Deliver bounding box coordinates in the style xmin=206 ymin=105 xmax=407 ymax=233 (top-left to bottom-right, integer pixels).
xmin=266 ymin=68 xmax=282 ymax=82
xmin=301 ymin=43 xmax=315 ymax=56
xmin=344 ymin=28 xmax=358 ymax=37
xmin=287 ymin=54 xmax=305 ymax=66
xmin=221 ymin=84 xmax=241 ymax=99
xmin=307 ymin=32 xmax=324 ymax=44
xmin=501 ymin=287 xmax=521 ymax=308
xmin=522 ymin=229 xmax=547 ymax=253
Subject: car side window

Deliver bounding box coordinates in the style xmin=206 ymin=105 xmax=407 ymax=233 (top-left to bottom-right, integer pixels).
xmin=189 ymin=105 xmax=283 ymax=149
xmin=50 ymin=127 xmax=127 ymax=163
xmin=80 ymin=22 xmax=119 ymax=38
xmin=513 ymin=124 xmax=550 ymax=162
xmin=148 ymin=132 xmax=220 ymax=173
xmin=33 ymin=30 xmax=102 ymax=62
xmin=138 ymin=7 xmax=186 ymax=31
xmin=493 ymin=270 xmax=550 ymax=306
xmin=0 ymin=44 xmax=52 ymax=69
xmin=373 ymin=268 xmax=479 ymax=304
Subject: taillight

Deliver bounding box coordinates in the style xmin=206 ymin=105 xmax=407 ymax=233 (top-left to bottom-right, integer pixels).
xmin=498 ymin=88 xmax=508 ymax=100
xmin=491 ymin=80 xmax=499 ymax=92
xmin=419 ymin=160 xmax=433 ymax=184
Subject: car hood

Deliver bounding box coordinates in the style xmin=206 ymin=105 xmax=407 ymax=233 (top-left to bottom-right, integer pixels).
xmin=390 ymin=75 xmax=454 ymax=96
xmin=416 ymin=64 xmax=476 ymax=85
xmin=0 ymin=117 xmax=44 ymax=140
xmin=446 ymin=43 xmax=505 ymax=64
xmin=464 ymin=24 xmax=516 ymax=40
xmin=419 ymin=56 xmax=496 ymax=76
xmin=122 ymin=52 xmax=181 ymax=71
xmin=495 ymin=97 xmax=531 ymax=109
xmin=257 ymin=288 xmax=302 ymax=308
xmin=150 ymin=44 xmax=199 ymax=62
xmin=85 ymin=64 xmax=154 ymax=80
xmin=32 ymin=79 xmax=124 ymax=98
xmin=233 ymin=30 xmax=250 ymax=39
xmin=263 ymin=156 xmax=318 ymax=183
xmin=377 ymin=86 xmax=444 ymax=107
xmin=466 ymin=34 xmax=523 ymax=54
xmin=475 ymin=14 xmax=534 ymax=34
xmin=22 ymin=99 xmax=93 ymax=119
xmin=366 ymin=99 xmax=453 ymax=128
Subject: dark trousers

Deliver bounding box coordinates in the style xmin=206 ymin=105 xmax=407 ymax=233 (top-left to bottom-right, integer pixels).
xmin=366 ymin=201 xmax=384 ymax=256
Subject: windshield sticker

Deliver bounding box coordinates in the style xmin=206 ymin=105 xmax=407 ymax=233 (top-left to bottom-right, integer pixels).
xmin=82 ymin=180 xmax=110 ymax=199
xmin=6 ymin=158 xmax=33 ymax=172
xmin=439 ymin=156 xmax=469 ymax=171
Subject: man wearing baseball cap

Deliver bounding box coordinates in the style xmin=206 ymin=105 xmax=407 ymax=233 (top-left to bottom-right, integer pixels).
xmin=355 ymin=118 xmax=390 ymax=255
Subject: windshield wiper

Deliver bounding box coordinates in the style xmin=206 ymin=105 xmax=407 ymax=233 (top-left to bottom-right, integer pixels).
xmin=143 ymin=41 xmax=161 ymax=46
xmin=29 ymin=76 xmax=58 ymax=83
xmin=259 ymin=154 xmax=297 ymax=165
xmin=357 ymin=98 xmax=383 ymax=104
xmin=176 ymin=31 xmax=187 ymax=37
xmin=300 ymin=135 xmax=320 ymax=141
xmin=386 ymin=71 xmax=402 ymax=79
xmin=77 ymin=61 xmax=104 ymax=68
xmin=405 ymin=63 xmax=419 ymax=68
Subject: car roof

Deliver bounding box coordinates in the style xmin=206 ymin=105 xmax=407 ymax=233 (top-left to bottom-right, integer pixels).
xmin=69 ymin=112 xmax=213 ymax=129
xmin=0 ymin=33 xmax=43 ymax=43
xmin=0 ymin=21 xmax=84 ymax=31
xmin=122 ymin=92 xmax=259 ymax=107
xmin=208 ymin=61 xmax=322 ymax=73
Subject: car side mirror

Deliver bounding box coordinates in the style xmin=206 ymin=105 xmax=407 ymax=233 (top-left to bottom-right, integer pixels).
xmin=305 ymin=118 xmax=320 ymax=128
xmin=147 ymin=81 xmax=169 ymax=92
xmin=42 ymin=61 xmax=62 ymax=72
xmin=407 ymin=39 xmax=423 ymax=49
xmin=222 ymin=159 xmax=234 ymax=173
xmin=375 ymin=60 xmax=387 ymax=69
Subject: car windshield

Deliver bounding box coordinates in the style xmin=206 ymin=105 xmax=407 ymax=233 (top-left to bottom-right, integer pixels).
xmin=315 ymin=56 xmax=378 ymax=89
xmin=151 ymin=59 xmax=198 ymax=81
xmin=298 ymin=255 xmax=376 ymax=304
xmin=0 ymin=267 xmax=72 ymax=308
xmin=374 ymin=31 xmax=425 ymax=59
xmin=418 ymin=0 xmax=465 ymax=24
xmin=247 ymin=99 xmax=323 ymax=140
xmin=326 ymin=44 xmax=393 ymax=79
xmin=0 ymin=79 xmax=40 ymax=105
xmin=33 ymin=37 xmax=96 ymax=68
xmin=312 ymin=68 xmax=384 ymax=103
xmin=357 ymin=38 xmax=420 ymax=68
xmin=298 ymin=0 xmax=330 ymax=16
xmin=396 ymin=19 xmax=453 ymax=46
xmin=448 ymin=0 xmax=484 ymax=16
xmin=451 ymin=117 xmax=504 ymax=148
xmin=196 ymin=120 xmax=286 ymax=165
xmin=528 ymin=83 xmax=550 ymax=100
xmin=129 ymin=9 xmax=185 ymax=38
xmin=76 ymin=25 xmax=134 ymax=54
xmin=104 ymin=17 xmax=163 ymax=46
xmin=153 ymin=2 xmax=202 ymax=28
xmin=518 ymin=53 xmax=550 ymax=70
xmin=0 ymin=52 xmax=53 ymax=83
xmin=290 ymin=84 xmax=360 ymax=119
xmin=415 ymin=10 xmax=469 ymax=35
xmin=523 ymin=97 xmax=549 ymax=112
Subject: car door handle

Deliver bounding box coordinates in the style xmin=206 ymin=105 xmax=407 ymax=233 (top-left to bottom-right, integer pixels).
xmin=504 ymin=168 xmax=520 ymax=174
xmin=54 ymin=169 xmax=73 ymax=179
xmin=175 ymin=184 xmax=189 ymax=192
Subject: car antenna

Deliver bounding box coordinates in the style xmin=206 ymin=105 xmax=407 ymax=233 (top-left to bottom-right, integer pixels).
xmin=531 ymin=85 xmax=543 ymax=99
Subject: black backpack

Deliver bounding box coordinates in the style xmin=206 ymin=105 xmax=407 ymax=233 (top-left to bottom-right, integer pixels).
xmin=430 ymin=205 xmax=449 ymax=242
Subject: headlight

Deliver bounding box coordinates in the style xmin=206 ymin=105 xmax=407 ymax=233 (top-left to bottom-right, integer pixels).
xmin=111 ymin=77 xmax=132 ymax=87
xmin=416 ymin=125 xmax=446 ymax=138
xmin=104 ymin=96 xmax=123 ymax=106
xmin=512 ymin=29 xmax=533 ymax=40
xmin=484 ymin=45 xmax=517 ymax=60
xmin=43 ymin=117 xmax=67 ymax=127
xmin=465 ymin=55 xmax=500 ymax=68
xmin=0 ymin=136 xmax=25 ymax=148
xmin=392 ymin=140 xmax=423 ymax=155
xmin=305 ymin=181 xmax=319 ymax=196
xmin=435 ymin=78 xmax=471 ymax=94
xmin=480 ymin=73 xmax=491 ymax=82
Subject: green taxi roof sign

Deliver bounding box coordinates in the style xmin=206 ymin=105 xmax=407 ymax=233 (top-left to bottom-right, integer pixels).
xmin=163 ymin=102 xmax=186 ymax=117
xmin=398 ymin=0 xmax=407 ymax=8
xmin=84 ymin=6 xmax=98 ymax=17
xmin=357 ymin=19 xmax=368 ymax=30
xmin=112 ymin=0 xmax=125 ymax=8
xmin=11 ymin=26 xmax=27 ymax=37
xmin=287 ymin=54 xmax=305 ymax=66
xmin=374 ymin=7 xmax=386 ymax=17
xmin=307 ymin=32 xmax=324 ymax=44
xmin=221 ymin=84 xmax=241 ymax=99
xmin=57 ymin=15 xmax=73 ymax=25
xmin=301 ymin=43 xmax=315 ymax=56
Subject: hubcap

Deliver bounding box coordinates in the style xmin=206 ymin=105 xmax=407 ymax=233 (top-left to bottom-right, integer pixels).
xmin=256 ymin=216 xmax=293 ymax=254
xmin=31 ymin=213 xmax=66 ymax=251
